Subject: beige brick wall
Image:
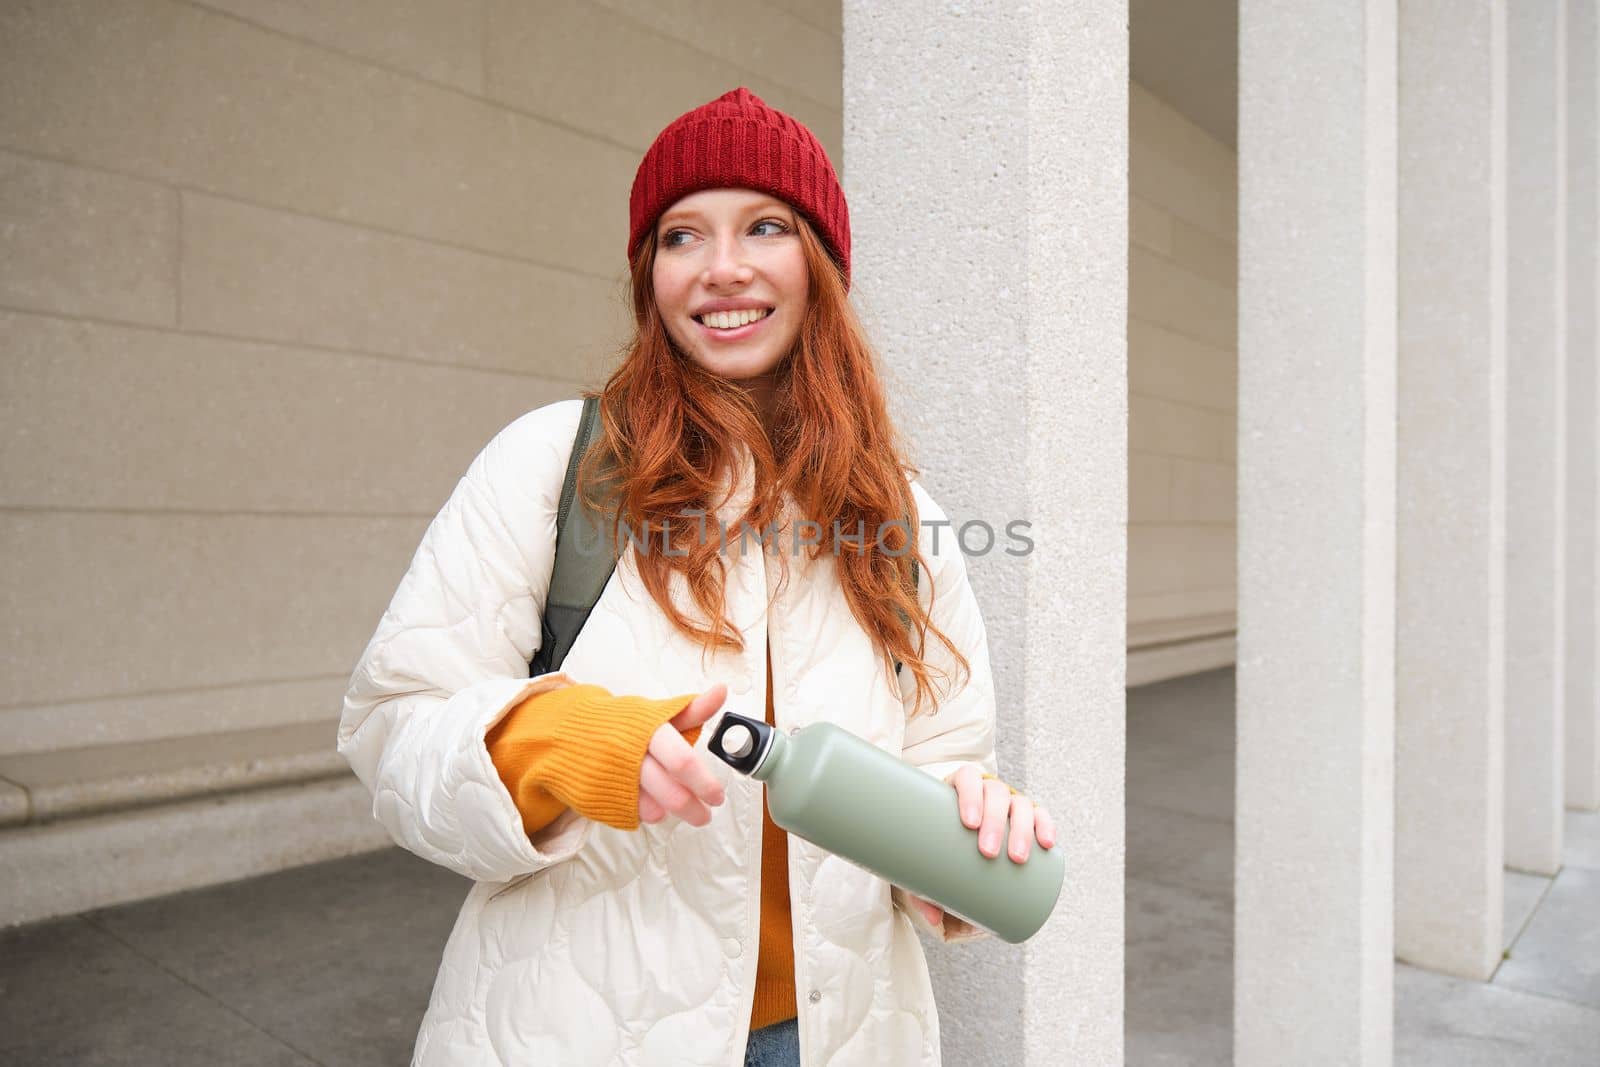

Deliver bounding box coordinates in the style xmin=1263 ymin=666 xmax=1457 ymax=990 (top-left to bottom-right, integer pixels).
xmin=0 ymin=0 xmax=843 ymax=756
xmin=1128 ymin=83 xmax=1239 ymax=641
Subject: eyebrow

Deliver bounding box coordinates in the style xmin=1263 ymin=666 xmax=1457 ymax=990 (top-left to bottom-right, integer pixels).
xmin=657 ymin=200 xmax=790 ymax=229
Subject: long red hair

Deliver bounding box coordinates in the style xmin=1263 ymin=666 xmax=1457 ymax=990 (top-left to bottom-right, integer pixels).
xmin=572 ymin=211 xmax=970 ymax=719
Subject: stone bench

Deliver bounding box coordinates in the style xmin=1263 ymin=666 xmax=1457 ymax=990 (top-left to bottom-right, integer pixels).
xmin=1126 ymin=611 xmax=1237 ymax=686
xmin=0 ymin=721 xmax=392 ymax=928
xmin=0 ymin=720 xmax=349 ymax=828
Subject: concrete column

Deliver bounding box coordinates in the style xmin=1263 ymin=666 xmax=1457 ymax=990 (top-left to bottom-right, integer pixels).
xmin=844 ymin=4 xmax=1127 ymax=1065
xmin=1567 ymin=0 xmax=1599 ymax=813
xmin=1236 ymin=2 xmax=1395 ymax=1064
xmin=1396 ymin=0 xmax=1508 ymax=980
xmin=1505 ymin=0 xmax=1569 ymax=875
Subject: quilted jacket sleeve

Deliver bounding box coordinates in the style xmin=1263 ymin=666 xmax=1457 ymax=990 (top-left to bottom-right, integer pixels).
xmin=891 ymin=479 xmax=1002 ymax=945
xmin=335 ymin=397 xmax=594 ymax=884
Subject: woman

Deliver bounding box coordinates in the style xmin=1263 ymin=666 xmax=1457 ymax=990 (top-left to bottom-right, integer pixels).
xmin=337 ymin=87 xmax=1054 ymax=1067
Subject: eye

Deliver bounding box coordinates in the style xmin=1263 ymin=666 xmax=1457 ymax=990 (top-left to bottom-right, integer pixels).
xmin=661 ymin=219 xmax=789 ymax=248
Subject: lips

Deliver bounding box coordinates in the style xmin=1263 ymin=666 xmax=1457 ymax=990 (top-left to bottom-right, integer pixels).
xmin=693 ymin=308 xmax=773 ymax=342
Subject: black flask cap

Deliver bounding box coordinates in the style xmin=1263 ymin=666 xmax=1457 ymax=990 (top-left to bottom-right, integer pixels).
xmin=708 ymin=711 xmax=773 ymax=776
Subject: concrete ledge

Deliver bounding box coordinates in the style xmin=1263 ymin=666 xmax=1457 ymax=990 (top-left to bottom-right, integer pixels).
xmin=0 ymin=775 xmax=393 ymax=928
xmin=1127 ymin=633 xmax=1237 ymax=688
xmin=1127 ymin=611 xmax=1236 ymax=651
xmin=0 ymin=779 xmax=27 ymax=825
xmin=0 ymin=720 xmax=345 ymax=827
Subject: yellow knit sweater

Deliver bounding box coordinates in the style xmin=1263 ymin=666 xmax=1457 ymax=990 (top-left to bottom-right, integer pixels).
xmin=483 ymin=639 xmax=798 ymax=1030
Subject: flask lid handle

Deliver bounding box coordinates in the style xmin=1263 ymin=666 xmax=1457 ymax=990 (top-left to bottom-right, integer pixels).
xmin=709 ymin=711 xmax=773 ymax=776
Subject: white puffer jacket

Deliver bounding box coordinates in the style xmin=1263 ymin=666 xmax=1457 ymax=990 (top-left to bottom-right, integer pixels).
xmin=337 ymin=398 xmax=1001 ymax=1067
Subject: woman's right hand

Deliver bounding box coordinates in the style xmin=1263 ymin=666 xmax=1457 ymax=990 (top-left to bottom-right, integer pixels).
xmin=638 ymin=683 xmax=729 ymax=827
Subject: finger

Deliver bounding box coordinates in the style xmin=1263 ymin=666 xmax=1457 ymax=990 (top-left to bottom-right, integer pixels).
xmin=640 ymin=752 xmax=710 ymax=827
xmin=911 ymin=894 xmax=943 ymax=926
xmin=978 ymin=778 xmax=1010 ymax=859
xmin=1006 ymin=795 xmax=1035 ymax=864
xmin=670 ymin=684 xmax=727 ymax=732
xmin=650 ymin=724 xmax=726 ymax=808
xmin=1034 ymin=804 xmax=1056 ymax=849
xmin=950 ymin=765 xmax=983 ymax=829
xmin=638 ymin=789 xmax=667 ymax=825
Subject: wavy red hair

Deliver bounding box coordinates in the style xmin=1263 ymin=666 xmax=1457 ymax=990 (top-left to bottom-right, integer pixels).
xmin=572 ymin=209 xmax=970 ymax=719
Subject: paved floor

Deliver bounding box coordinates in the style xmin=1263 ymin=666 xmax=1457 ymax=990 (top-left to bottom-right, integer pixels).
xmin=1 ymin=666 xmax=1596 ymax=1065
xmin=0 ymin=845 xmax=465 ymax=1067
xmin=1126 ymin=667 xmax=1600 ymax=1067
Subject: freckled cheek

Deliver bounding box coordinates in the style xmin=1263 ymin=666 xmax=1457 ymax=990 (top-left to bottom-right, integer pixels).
xmin=654 ymin=288 xmax=693 ymax=332
xmin=651 ymin=264 xmax=692 ymax=319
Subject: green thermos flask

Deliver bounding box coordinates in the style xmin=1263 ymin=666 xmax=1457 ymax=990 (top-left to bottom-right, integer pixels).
xmin=708 ymin=711 xmax=1065 ymax=944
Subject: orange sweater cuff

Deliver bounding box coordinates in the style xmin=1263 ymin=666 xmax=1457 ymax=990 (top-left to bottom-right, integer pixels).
xmin=486 ymin=684 xmax=703 ymax=834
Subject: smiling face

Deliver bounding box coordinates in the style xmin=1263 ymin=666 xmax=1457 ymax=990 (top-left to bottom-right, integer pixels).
xmin=651 ymin=187 xmax=811 ymax=384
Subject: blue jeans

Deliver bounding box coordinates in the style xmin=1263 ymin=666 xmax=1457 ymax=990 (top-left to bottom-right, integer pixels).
xmin=742 ymin=1016 xmax=800 ymax=1067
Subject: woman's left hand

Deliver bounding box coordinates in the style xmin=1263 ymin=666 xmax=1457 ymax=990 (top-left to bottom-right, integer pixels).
xmin=901 ymin=765 xmax=1056 ymax=928
xmin=949 ymin=764 xmax=1055 ymax=862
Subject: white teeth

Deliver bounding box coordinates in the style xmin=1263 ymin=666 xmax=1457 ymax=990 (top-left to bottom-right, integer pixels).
xmin=699 ymin=307 xmax=771 ymax=330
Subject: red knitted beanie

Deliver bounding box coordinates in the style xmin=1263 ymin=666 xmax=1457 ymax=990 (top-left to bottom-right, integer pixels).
xmin=627 ymin=87 xmax=851 ymax=290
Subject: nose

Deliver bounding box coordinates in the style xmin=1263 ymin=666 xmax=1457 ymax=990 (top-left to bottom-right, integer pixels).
xmin=701 ymin=230 xmax=753 ymax=288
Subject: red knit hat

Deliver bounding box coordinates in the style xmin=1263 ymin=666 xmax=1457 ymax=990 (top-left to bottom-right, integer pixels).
xmin=627 ymin=87 xmax=852 ymax=290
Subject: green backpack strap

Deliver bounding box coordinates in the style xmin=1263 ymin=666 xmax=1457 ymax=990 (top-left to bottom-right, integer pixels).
xmin=529 ymin=394 xmax=922 ymax=680
xmin=529 ymin=396 xmax=618 ymax=677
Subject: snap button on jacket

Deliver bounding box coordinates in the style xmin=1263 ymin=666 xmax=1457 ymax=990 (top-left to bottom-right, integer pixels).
xmin=336 ymin=398 xmax=1001 ymax=1066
